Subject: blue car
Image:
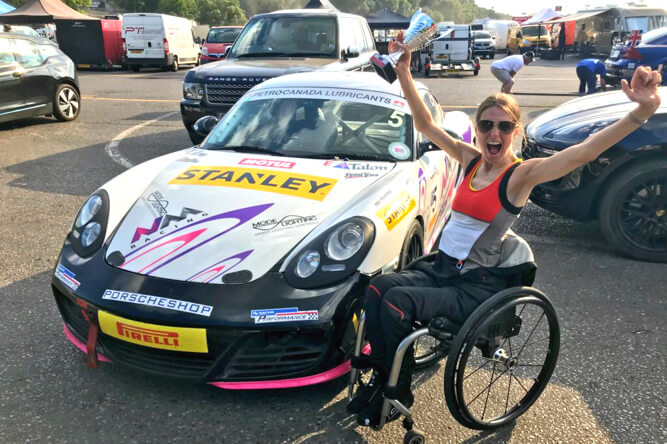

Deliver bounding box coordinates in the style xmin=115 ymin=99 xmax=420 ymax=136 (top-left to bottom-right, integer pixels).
xmin=605 ymin=27 xmax=667 ymax=86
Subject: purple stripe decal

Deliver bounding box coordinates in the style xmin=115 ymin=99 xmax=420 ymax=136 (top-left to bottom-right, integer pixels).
xmin=187 ymin=250 xmax=253 ymax=282
xmin=462 ymin=125 xmax=472 ymax=144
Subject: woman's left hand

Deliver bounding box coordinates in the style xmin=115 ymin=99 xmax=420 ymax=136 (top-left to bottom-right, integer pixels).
xmin=621 ymin=66 xmax=662 ymax=118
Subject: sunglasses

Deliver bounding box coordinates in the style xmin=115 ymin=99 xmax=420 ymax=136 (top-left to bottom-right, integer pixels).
xmin=477 ymin=120 xmax=517 ymax=134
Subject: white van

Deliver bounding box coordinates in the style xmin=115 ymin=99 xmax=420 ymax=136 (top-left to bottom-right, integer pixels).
xmin=485 ymin=20 xmax=520 ymax=51
xmin=425 ymin=24 xmax=478 ymax=76
xmin=122 ymin=13 xmax=200 ymax=72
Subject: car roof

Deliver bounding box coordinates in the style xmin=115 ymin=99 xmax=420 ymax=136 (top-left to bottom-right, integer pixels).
xmin=209 ymin=26 xmax=243 ymax=29
xmin=252 ymin=8 xmax=362 ymax=19
xmin=252 ymin=71 xmax=425 ymax=98
xmin=0 ymin=32 xmax=56 ymax=45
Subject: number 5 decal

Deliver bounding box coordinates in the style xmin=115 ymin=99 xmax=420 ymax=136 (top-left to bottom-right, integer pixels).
xmin=388 ymin=111 xmax=404 ymax=128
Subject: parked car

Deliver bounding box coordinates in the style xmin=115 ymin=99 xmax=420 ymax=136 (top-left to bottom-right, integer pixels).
xmin=2 ymin=25 xmax=40 ymax=38
xmin=122 ymin=13 xmax=201 ymax=72
xmin=424 ymin=24 xmax=479 ymax=76
xmin=180 ymin=8 xmax=377 ymax=144
xmin=201 ymin=26 xmax=242 ymax=64
xmin=472 ymin=30 xmax=496 ymax=58
xmin=522 ymin=87 xmax=666 ymax=262
xmin=52 ymin=71 xmax=467 ymax=388
xmin=507 ymin=23 xmax=551 ymax=54
xmin=0 ymin=33 xmax=80 ymax=123
xmin=605 ymin=27 xmax=667 ymax=87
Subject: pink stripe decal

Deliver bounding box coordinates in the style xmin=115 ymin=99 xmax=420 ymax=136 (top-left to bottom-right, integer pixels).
xmin=62 ymin=324 xmax=111 ymax=363
xmin=208 ymin=359 xmax=351 ymax=390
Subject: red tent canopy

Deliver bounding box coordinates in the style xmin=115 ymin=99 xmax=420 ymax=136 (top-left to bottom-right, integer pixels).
xmin=0 ymin=0 xmax=97 ymax=24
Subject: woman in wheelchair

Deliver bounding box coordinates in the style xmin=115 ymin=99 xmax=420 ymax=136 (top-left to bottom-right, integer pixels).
xmin=348 ymin=31 xmax=662 ymax=428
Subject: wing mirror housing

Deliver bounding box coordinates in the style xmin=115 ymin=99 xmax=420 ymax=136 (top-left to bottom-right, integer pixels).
xmin=224 ymin=46 xmax=232 ymax=57
xmin=342 ymin=46 xmax=360 ymax=60
xmin=193 ymin=115 xmax=219 ymax=137
xmin=417 ymin=139 xmax=437 ymax=157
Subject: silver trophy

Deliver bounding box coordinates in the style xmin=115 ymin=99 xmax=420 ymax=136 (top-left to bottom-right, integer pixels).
xmin=371 ymin=9 xmax=438 ymax=83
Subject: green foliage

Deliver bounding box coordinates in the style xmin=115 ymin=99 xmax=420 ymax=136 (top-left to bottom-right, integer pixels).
xmin=5 ymin=0 xmax=91 ymax=10
xmin=198 ymin=0 xmax=246 ymax=25
xmin=157 ymin=0 xmax=197 ymax=18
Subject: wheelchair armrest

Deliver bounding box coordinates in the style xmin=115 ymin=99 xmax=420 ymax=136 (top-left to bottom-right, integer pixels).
xmin=428 ymin=317 xmax=462 ymax=340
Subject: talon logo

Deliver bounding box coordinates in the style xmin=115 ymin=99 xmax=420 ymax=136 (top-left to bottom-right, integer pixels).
xmin=131 ymin=207 xmax=204 ymax=244
xmin=169 ymin=167 xmax=336 ymax=201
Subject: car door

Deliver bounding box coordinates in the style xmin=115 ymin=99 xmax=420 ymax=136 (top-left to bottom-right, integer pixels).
xmin=10 ymin=37 xmax=53 ymax=112
xmin=0 ymin=37 xmax=27 ymax=121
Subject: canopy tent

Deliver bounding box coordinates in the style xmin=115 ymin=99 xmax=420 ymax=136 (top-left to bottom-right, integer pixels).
xmin=523 ymin=8 xmax=560 ymax=25
xmin=365 ymin=8 xmax=410 ymax=30
xmin=0 ymin=0 xmax=14 ymax=14
xmin=0 ymin=0 xmax=97 ymax=24
xmin=545 ymin=9 xmax=608 ymax=24
xmin=303 ymin=0 xmax=337 ymax=9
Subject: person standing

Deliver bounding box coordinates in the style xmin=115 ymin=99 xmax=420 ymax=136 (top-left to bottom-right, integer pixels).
xmin=576 ymin=58 xmax=607 ymax=95
xmin=558 ymin=24 xmax=567 ymax=60
xmin=490 ymin=51 xmax=534 ymax=93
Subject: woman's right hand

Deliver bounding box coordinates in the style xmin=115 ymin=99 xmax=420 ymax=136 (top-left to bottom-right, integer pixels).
xmin=389 ymin=30 xmax=411 ymax=78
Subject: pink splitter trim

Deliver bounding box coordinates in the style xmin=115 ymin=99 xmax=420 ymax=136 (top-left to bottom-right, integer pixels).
xmin=63 ymin=324 xmax=111 ymax=363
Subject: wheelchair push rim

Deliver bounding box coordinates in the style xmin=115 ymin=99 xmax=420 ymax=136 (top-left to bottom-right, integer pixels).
xmin=444 ymin=287 xmax=560 ymax=430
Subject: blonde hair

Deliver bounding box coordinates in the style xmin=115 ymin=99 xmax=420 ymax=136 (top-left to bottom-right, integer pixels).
xmin=475 ymin=93 xmax=524 ymax=141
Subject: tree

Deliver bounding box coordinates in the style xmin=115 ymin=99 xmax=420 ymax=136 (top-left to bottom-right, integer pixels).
xmin=6 ymin=0 xmax=91 ymax=10
xmin=198 ymin=0 xmax=246 ymax=26
xmin=157 ymin=0 xmax=197 ymax=19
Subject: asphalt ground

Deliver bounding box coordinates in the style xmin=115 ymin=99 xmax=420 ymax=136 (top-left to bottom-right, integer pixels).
xmin=0 ymin=55 xmax=664 ymax=444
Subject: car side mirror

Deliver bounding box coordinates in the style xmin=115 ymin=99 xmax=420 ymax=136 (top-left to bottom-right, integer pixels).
xmin=193 ymin=115 xmax=219 ymax=137
xmin=342 ymin=46 xmax=360 ymax=60
xmin=224 ymin=46 xmax=232 ymax=56
xmin=417 ymin=140 xmax=437 ymax=156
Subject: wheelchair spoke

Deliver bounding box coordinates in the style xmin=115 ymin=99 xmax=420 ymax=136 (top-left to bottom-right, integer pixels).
xmin=481 ymin=362 xmax=497 ymax=420
xmin=520 ymin=336 xmax=551 ymax=350
xmin=505 ymin=369 xmax=513 ymax=414
xmin=463 ymin=357 xmax=493 ymax=381
xmin=465 ymin=366 xmax=510 ymax=409
xmin=510 ymin=373 xmax=531 ymax=394
xmin=516 ymin=312 xmax=546 ymax=357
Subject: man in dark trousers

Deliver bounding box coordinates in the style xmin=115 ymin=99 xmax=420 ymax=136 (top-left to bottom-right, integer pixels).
xmin=558 ymin=24 xmax=567 ymax=60
xmin=576 ymin=58 xmax=607 ymax=95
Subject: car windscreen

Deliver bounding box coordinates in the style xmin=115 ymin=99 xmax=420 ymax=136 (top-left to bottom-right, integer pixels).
xmin=229 ymin=16 xmax=337 ymax=58
xmin=203 ymin=90 xmax=412 ymax=161
xmin=521 ymin=25 xmax=548 ymax=37
xmin=206 ymin=28 xmax=241 ymax=44
xmin=474 ymin=31 xmax=492 ymax=39
xmin=637 ymin=27 xmax=667 ymax=44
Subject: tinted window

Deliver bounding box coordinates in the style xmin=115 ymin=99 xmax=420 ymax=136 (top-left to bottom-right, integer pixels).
xmin=38 ymin=44 xmax=60 ymax=59
xmin=11 ymin=38 xmax=43 ymax=68
xmin=207 ymin=28 xmax=241 ymax=44
xmin=474 ymin=31 xmax=492 ymax=39
xmin=521 ymin=25 xmax=549 ymax=37
xmin=231 ymin=16 xmax=337 ymax=57
xmin=0 ymin=38 xmax=15 ymax=65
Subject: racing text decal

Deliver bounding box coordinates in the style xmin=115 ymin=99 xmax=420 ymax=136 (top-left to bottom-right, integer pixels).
xmin=55 ymin=264 xmax=80 ymax=291
xmin=169 ymin=167 xmax=337 ymax=201
xmin=102 ymin=289 xmax=213 ymax=317
xmin=98 ymin=310 xmax=208 ymax=353
xmin=376 ymin=191 xmax=416 ymax=231
xmin=250 ymin=307 xmax=319 ymax=324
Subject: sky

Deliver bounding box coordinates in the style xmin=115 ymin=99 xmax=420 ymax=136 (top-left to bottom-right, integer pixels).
xmin=473 ymin=1 xmax=664 ymax=17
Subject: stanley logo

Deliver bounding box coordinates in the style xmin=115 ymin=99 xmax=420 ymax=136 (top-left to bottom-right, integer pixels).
xmin=376 ymin=191 xmax=416 ymax=231
xmin=98 ymin=310 xmax=208 ymax=353
xmin=169 ymin=166 xmax=337 ymax=201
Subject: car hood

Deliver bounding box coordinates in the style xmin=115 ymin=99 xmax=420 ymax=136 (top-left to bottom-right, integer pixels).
xmin=188 ymin=58 xmax=335 ymax=81
xmin=105 ymin=149 xmax=395 ymax=284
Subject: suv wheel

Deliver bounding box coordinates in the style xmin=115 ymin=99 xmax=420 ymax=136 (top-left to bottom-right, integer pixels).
xmin=53 ymin=84 xmax=81 ymax=122
xmin=598 ymin=159 xmax=667 ymax=262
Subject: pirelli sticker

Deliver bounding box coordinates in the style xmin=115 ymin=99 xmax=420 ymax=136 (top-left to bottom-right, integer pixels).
xmin=376 ymin=191 xmax=416 ymax=231
xmin=98 ymin=310 xmax=208 ymax=353
xmin=169 ymin=166 xmax=337 ymax=202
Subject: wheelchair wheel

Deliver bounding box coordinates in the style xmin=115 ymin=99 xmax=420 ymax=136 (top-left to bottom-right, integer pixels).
xmin=414 ymin=335 xmax=446 ymax=369
xmin=444 ymin=287 xmax=560 ymax=430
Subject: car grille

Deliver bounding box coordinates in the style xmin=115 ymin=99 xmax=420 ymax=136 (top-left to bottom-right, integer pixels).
xmin=205 ymin=83 xmax=257 ymax=105
xmin=221 ymin=330 xmax=329 ymax=380
xmin=54 ymin=286 xmax=331 ymax=381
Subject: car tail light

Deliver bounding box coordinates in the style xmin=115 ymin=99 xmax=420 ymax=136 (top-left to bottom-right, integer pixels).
xmin=164 ymin=38 xmax=169 ymax=54
xmin=121 ymin=37 xmax=126 ymax=52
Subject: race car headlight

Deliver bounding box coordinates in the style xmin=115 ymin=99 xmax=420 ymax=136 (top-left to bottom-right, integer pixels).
xmin=325 ymin=222 xmax=365 ymax=261
xmin=285 ymin=217 xmax=375 ymax=289
xmin=70 ymin=190 xmax=109 ymax=258
xmin=201 ymin=46 xmax=208 ymax=56
xmin=183 ymin=82 xmax=204 ymax=100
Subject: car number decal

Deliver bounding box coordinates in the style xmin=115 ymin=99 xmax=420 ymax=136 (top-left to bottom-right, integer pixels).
xmin=169 ymin=166 xmax=337 ymax=201
xmin=98 ymin=310 xmax=208 ymax=353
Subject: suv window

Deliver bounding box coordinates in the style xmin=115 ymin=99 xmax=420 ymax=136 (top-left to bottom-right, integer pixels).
xmin=38 ymin=43 xmax=60 ymax=59
xmin=11 ymin=38 xmax=43 ymax=68
xmin=231 ymin=16 xmax=337 ymax=57
xmin=341 ymin=17 xmax=367 ymax=53
xmin=0 ymin=38 xmax=15 ymax=65
xmin=207 ymin=28 xmax=241 ymax=44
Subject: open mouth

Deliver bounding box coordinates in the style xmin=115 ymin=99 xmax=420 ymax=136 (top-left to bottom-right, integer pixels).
xmin=487 ymin=142 xmax=502 ymax=155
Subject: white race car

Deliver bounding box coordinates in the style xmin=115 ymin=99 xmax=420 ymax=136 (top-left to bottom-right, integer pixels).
xmin=52 ymin=72 xmax=470 ymax=389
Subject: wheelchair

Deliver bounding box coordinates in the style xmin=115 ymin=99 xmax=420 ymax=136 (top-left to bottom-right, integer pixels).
xmin=347 ymin=235 xmax=560 ymax=443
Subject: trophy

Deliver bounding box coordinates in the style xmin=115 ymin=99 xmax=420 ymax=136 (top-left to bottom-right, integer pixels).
xmin=371 ymin=9 xmax=438 ymax=83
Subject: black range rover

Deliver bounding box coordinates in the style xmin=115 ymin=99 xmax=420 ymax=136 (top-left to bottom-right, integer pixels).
xmin=180 ymin=8 xmax=377 ymax=144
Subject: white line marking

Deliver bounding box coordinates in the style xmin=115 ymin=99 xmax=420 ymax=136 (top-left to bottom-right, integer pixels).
xmin=104 ymin=111 xmax=178 ymax=169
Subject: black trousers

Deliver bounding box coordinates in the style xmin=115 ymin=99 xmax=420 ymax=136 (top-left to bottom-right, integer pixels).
xmin=363 ymin=253 xmax=506 ymax=373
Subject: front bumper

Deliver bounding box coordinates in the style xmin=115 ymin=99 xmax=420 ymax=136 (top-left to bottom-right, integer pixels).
xmin=124 ymin=54 xmax=175 ymax=68
xmin=201 ymin=54 xmax=225 ymax=64
xmin=52 ymin=241 xmax=366 ymax=385
xmin=180 ymin=99 xmax=231 ymax=131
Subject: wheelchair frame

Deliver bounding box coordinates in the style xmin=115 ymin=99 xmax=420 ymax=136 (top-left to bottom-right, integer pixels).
xmin=348 ymin=286 xmax=560 ymax=444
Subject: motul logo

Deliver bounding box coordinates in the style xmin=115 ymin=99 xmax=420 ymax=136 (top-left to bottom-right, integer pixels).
xmin=116 ymin=322 xmax=179 ymax=346
xmin=239 ymin=158 xmax=295 ymax=169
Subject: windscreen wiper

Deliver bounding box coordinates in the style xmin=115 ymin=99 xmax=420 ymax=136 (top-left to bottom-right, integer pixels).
xmin=283 ymin=52 xmax=332 ymax=58
xmin=208 ymin=145 xmax=288 ymax=156
xmin=235 ymin=52 xmax=288 ymax=58
xmin=301 ymin=153 xmax=396 ymax=162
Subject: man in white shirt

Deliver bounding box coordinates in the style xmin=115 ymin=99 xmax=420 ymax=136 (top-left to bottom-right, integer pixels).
xmin=490 ymin=51 xmax=534 ymax=93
